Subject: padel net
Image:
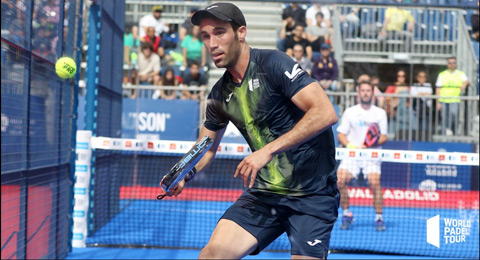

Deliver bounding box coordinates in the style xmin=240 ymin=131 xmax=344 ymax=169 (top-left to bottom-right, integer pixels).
xmin=73 ymin=133 xmax=479 ymax=258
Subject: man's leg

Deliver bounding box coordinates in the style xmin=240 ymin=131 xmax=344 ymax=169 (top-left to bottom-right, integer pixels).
xmin=337 ymin=169 xmax=353 ymax=211
xmin=199 ymin=219 xmax=258 ymax=259
xmin=337 ymin=168 xmax=354 ymax=230
xmin=367 ymin=172 xmax=385 ymax=231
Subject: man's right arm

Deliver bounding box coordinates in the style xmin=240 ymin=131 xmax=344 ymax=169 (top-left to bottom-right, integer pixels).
xmin=194 ymin=126 xmax=226 ymax=172
xmin=162 ymin=126 xmax=225 ymax=197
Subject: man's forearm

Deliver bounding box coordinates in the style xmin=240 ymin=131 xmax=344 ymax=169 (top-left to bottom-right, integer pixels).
xmin=264 ymin=106 xmax=337 ymax=156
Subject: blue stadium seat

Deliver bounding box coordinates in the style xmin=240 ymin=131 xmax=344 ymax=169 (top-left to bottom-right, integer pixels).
xmin=473 ymin=41 xmax=480 ymax=60
xmin=464 ymin=9 xmax=474 ymax=27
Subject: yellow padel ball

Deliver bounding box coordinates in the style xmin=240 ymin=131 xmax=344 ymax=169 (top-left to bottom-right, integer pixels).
xmin=55 ymin=57 xmax=77 ymax=79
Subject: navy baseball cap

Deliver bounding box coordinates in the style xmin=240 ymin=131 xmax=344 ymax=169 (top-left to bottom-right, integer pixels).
xmin=321 ymin=43 xmax=331 ymax=50
xmin=191 ymin=2 xmax=246 ymax=26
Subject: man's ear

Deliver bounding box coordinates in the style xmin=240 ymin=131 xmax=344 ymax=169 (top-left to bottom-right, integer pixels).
xmin=237 ymin=26 xmax=247 ymax=42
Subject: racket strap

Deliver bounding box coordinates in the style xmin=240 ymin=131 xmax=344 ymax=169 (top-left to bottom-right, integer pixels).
xmin=184 ymin=167 xmax=197 ymax=183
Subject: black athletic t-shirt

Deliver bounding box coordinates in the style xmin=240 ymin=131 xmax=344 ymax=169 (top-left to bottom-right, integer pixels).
xmin=205 ymin=48 xmax=336 ymax=196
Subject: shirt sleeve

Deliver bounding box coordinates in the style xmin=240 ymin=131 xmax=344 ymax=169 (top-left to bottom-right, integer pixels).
xmin=153 ymin=55 xmax=161 ymax=72
xmin=265 ymin=50 xmax=316 ymax=99
xmin=330 ymin=58 xmax=338 ymax=80
xmin=385 ymin=8 xmax=393 ymax=19
xmin=336 ymin=108 xmax=350 ymax=135
xmin=204 ymin=88 xmax=229 ymax=132
xmin=461 ymin=71 xmax=468 ymax=82
xmin=435 ymin=75 xmax=443 ymax=87
xmin=379 ymin=109 xmax=388 ymax=135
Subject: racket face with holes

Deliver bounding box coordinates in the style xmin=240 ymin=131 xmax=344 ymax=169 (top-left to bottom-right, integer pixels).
xmin=160 ymin=136 xmax=213 ymax=193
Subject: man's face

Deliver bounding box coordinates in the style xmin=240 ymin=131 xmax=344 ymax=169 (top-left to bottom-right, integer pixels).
xmin=293 ymin=46 xmax=304 ymax=59
xmin=142 ymin=48 xmax=152 ymax=58
xmin=132 ymin=26 xmax=138 ymax=36
xmin=416 ymin=72 xmax=427 ymax=84
xmin=147 ymin=27 xmax=155 ymax=38
xmin=359 ymin=83 xmax=374 ymax=104
xmin=293 ymin=25 xmax=304 ymax=38
xmin=200 ymin=18 xmax=243 ymax=69
xmin=447 ymin=58 xmax=457 ymax=71
xmin=153 ymin=11 xmax=162 ymax=20
xmin=321 ymin=48 xmax=330 ymax=57
xmin=190 ymin=64 xmax=199 ymax=76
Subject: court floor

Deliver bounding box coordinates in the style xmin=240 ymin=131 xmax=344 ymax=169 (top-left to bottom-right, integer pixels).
xmin=66 ymin=247 xmax=460 ymax=259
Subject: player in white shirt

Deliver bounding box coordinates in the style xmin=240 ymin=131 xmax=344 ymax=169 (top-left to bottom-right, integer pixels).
xmin=336 ymin=81 xmax=388 ymax=231
xmin=139 ymin=5 xmax=170 ymax=38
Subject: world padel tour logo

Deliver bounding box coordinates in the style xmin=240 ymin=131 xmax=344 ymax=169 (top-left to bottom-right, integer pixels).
xmin=427 ymin=215 xmax=472 ymax=247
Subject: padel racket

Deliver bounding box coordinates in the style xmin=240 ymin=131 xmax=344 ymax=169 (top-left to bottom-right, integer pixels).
xmin=364 ymin=123 xmax=380 ymax=147
xmin=157 ymin=136 xmax=214 ymax=200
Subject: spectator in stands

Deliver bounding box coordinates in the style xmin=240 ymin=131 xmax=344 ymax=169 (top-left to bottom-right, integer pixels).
xmin=305 ymin=12 xmax=330 ymax=53
xmin=139 ymin=5 xmax=170 ymax=38
xmin=305 ymin=3 xmax=331 ymax=28
xmin=182 ymin=61 xmax=207 ymax=100
xmin=435 ymin=57 xmax=470 ymax=136
xmin=285 ymin=24 xmax=312 ymax=60
xmin=124 ymin=25 xmax=141 ymax=68
xmin=379 ymin=4 xmax=415 ymax=52
xmin=283 ymin=2 xmax=306 ymax=27
xmin=291 ymin=43 xmax=312 ymax=75
xmin=179 ymin=7 xmax=199 ymax=42
xmin=153 ymin=67 xmax=181 ymax=100
xmin=181 ymin=25 xmax=206 ymax=68
xmin=142 ymin=26 xmax=165 ymax=59
xmin=277 ymin=10 xmax=297 ymax=52
xmin=336 ymin=81 xmax=388 ymax=232
xmin=385 ymin=69 xmax=418 ymax=138
xmin=411 ymin=71 xmax=433 ymax=135
xmin=138 ymin=42 xmax=161 ymax=87
xmin=311 ymin=44 xmax=338 ymax=96
xmin=471 ymin=3 xmax=479 ymax=41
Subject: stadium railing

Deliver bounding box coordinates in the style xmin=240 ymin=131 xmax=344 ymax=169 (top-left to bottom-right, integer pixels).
xmin=116 ymin=83 xmax=479 ymax=145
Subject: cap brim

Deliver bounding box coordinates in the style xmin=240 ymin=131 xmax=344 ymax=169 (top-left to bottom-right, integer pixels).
xmin=191 ymin=10 xmax=232 ymax=26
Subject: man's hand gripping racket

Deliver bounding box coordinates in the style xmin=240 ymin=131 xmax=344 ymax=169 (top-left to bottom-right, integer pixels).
xmin=157 ymin=136 xmax=213 ymax=200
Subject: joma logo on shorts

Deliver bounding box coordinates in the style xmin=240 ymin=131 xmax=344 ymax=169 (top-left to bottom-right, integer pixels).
xmin=307 ymin=239 xmax=322 ymax=246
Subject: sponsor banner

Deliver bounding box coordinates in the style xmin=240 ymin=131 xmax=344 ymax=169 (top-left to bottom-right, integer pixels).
xmin=410 ymin=142 xmax=476 ymax=191
xmin=90 ymin=137 xmax=252 ymax=157
xmin=118 ymin=186 xmax=479 ymax=209
xmin=346 ymin=187 xmax=479 ymax=209
xmin=122 ymin=99 xmax=199 ymax=141
xmin=72 ymin=130 xmax=92 ymax=248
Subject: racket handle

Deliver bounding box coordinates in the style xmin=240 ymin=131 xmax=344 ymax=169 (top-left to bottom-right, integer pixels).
xmin=184 ymin=167 xmax=197 ymax=183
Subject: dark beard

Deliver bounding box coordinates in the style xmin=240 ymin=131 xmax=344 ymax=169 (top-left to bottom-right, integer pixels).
xmin=360 ymin=96 xmax=372 ymax=105
xmin=222 ymin=33 xmax=242 ymax=69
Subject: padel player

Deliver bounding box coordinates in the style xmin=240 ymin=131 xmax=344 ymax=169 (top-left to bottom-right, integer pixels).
xmin=160 ymin=2 xmax=339 ymax=259
xmin=336 ymin=81 xmax=388 ymax=231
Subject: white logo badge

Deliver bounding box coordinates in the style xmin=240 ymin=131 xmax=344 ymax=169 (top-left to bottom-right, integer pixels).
xmin=427 ymin=214 xmax=473 ymax=248
xmin=248 ymin=79 xmax=260 ymax=91
xmin=226 ymin=92 xmax=234 ymax=102
xmin=284 ymin=64 xmax=304 ymax=82
xmin=307 ymin=239 xmax=322 ymax=246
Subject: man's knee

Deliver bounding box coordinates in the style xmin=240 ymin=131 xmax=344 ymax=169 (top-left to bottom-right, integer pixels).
xmin=368 ymin=174 xmax=381 ymax=190
xmin=337 ymin=170 xmax=351 ymax=188
xmin=199 ymin=243 xmax=221 ymax=259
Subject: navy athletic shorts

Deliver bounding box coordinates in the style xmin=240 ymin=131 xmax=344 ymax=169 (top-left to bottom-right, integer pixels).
xmin=220 ymin=183 xmax=340 ymax=259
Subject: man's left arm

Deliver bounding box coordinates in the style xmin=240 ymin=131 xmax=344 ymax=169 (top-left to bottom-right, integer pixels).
xmin=235 ymin=82 xmax=337 ymax=187
xmin=461 ymin=73 xmax=470 ymax=92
